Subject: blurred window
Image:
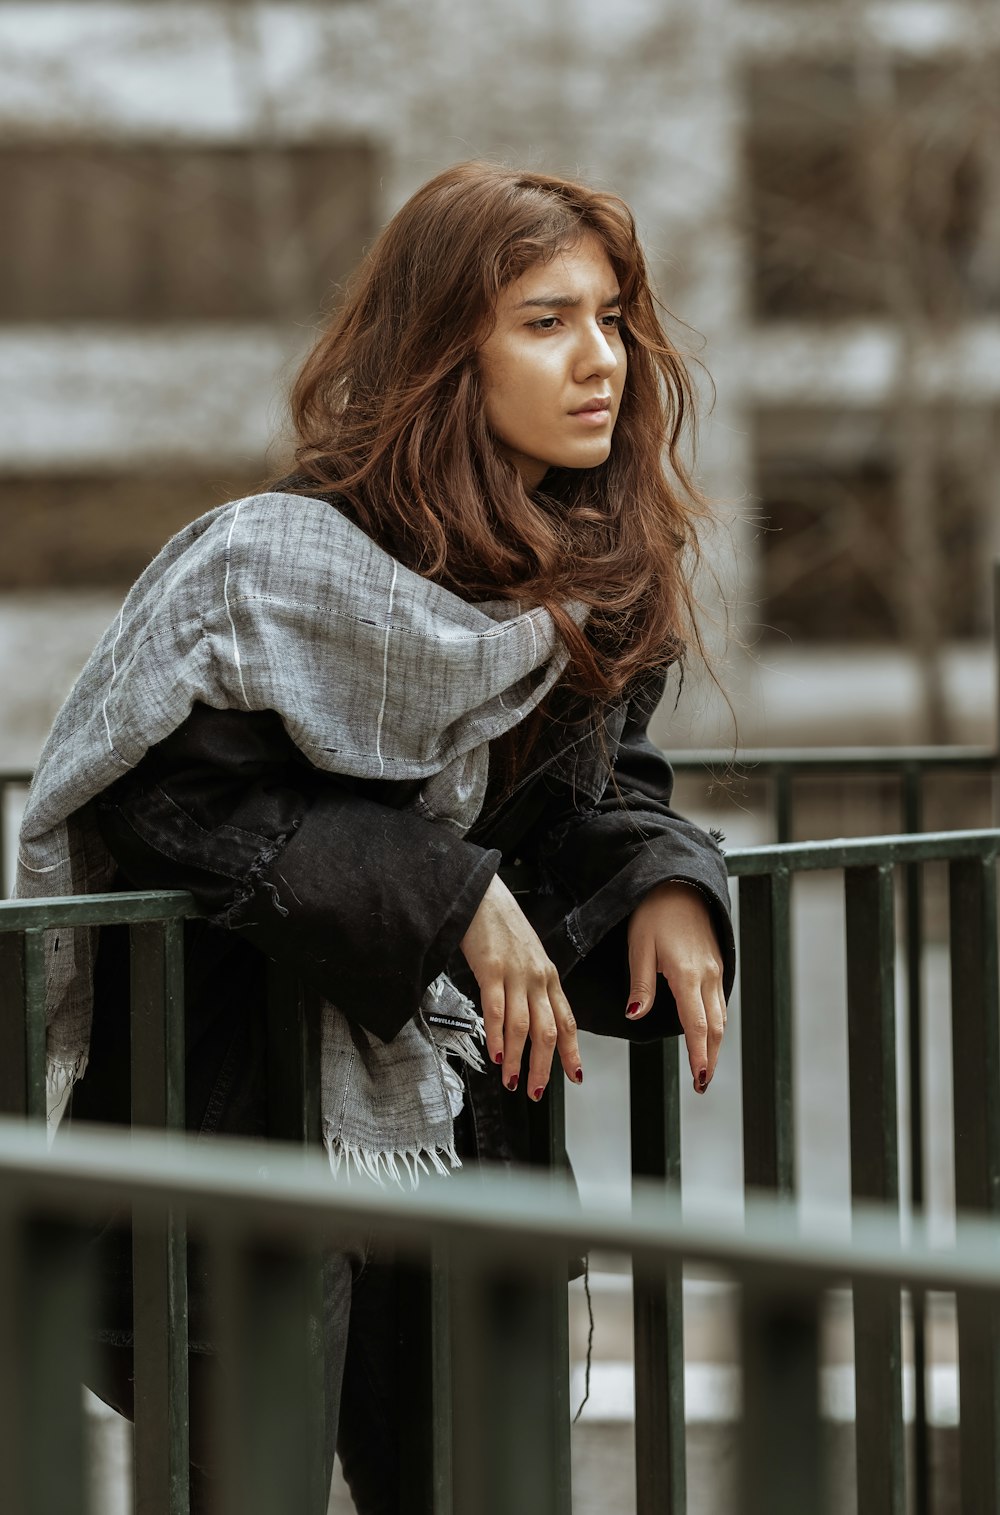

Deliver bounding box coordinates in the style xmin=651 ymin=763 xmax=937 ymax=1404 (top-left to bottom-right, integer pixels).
xmin=0 ymin=472 xmax=268 ymax=588
xmin=0 ymin=142 xmax=377 ymax=322
xmin=754 ymin=409 xmax=990 ymax=642
xmin=745 ymin=63 xmax=999 ymax=320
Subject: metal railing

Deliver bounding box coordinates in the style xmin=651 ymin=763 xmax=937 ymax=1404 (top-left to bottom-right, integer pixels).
xmin=629 ymin=826 xmax=1000 ymax=1515
xmin=2 ymin=1113 xmax=1000 ymax=1515
xmin=2 ymin=826 xmax=998 ymax=1514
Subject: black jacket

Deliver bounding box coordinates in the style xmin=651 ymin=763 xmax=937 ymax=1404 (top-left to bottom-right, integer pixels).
xmin=73 ymin=670 xmax=734 ymax=1147
xmin=70 ymin=672 xmax=735 ymax=1343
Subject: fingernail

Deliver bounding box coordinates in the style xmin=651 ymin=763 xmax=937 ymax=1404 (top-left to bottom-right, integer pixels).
xmin=506 ymin=1074 xmax=519 ymax=1093
xmin=698 ymin=1068 xmax=708 ymax=1090
xmin=574 ymin=1068 xmax=584 ymax=1084
xmin=626 ymin=1002 xmax=642 ymax=1019
xmin=532 ymin=1087 xmax=545 ymax=1102
xmin=494 ymin=1051 xmax=503 ymax=1065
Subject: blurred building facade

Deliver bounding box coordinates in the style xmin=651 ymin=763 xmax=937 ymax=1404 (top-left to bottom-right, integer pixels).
xmin=0 ymin=0 xmax=998 ymax=760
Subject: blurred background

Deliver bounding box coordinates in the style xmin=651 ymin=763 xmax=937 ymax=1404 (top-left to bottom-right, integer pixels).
xmin=0 ymin=0 xmax=997 ymax=770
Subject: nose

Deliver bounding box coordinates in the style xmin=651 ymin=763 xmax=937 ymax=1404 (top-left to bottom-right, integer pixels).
xmin=573 ymin=321 xmax=620 ymax=383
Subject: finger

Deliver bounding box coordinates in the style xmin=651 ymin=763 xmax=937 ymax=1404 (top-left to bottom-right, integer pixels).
xmin=502 ymin=985 xmax=530 ymax=1093
xmin=525 ymin=983 xmax=560 ymax=1101
xmin=481 ymin=975 xmax=506 ymax=1069
xmin=551 ymin=977 xmax=584 ymax=1086
xmin=625 ymin=933 xmax=658 ymax=1022
xmin=674 ymin=977 xmax=709 ymax=1090
xmin=701 ymin=982 xmax=727 ymax=1089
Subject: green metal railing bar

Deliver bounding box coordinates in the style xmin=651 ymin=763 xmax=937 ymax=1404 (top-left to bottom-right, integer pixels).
xmin=0 ymin=1214 xmax=94 ymax=1515
xmin=737 ymin=868 xmax=793 ymax=1194
xmin=5 ymin=1118 xmax=1000 ymax=1299
xmin=130 ymin=917 xmax=190 ymax=1515
xmin=846 ymin=863 xmax=904 ymax=1515
xmin=0 ymin=927 xmax=47 ymax=1118
xmin=740 ymin=1281 xmax=824 ymax=1515
xmin=725 ymin=827 xmax=999 ymax=873
xmin=0 ymin=889 xmax=194 ymax=930
xmin=625 ymin=826 xmax=1000 ymax=1515
xmin=670 ymin=680 xmax=998 ymax=1515
xmin=7 ymin=1120 xmax=1000 ymax=1515
xmin=524 ymin=1075 xmax=573 ymax=1515
xmin=673 ymin=743 xmax=997 ymax=773
xmin=629 ymin=1037 xmax=686 ymax=1515
xmin=950 ymin=853 xmax=1000 ymax=1513
xmin=0 ymin=892 xmax=196 ymax=1513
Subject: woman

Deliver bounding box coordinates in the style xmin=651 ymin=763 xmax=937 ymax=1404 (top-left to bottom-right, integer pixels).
xmin=17 ymin=162 xmax=734 ymax=1512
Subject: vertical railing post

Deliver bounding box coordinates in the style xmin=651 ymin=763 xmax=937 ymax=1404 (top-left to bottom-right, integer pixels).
xmin=901 ymin=765 xmax=931 ymax=1515
xmin=398 ymin=1252 xmax=454 ymax=1515
xmin=845 ymin=863 xmax=905 ymax=1515
xmin=949 ymin=852 xmax=1000 ymax=1514
xmin=739 ymin=1278 xmax=824 ymax=1515
xmin=215 ymin=1231 xmax=331 ymax=1515
xmin=525 ymin=1075 xmax=573 ymax=1515
xmin=263 ymin=960 xmax=328 ymax=1511
xmin=738 ymin=869 xmax=794 ymax=1195
xmin=0 ymin=1206 xmax=93 ymax=1515
xmin=130 ymin=917 xmax=190 ymax=1515
xmin=630 ymin=1036 xmax=686 ymax=1515
xmin=451 ymin=1250 xmax=574 ymax=1515
xmin=0 ymin=928 xmax=48 ymax=1120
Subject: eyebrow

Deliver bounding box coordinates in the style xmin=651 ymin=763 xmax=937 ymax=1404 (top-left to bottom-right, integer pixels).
xmin=516 ymin=291 xmax=621 ymax=310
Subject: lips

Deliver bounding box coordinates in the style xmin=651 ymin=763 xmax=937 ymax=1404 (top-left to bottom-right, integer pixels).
xmin=571 ymin=397 xmax=612 ymax=414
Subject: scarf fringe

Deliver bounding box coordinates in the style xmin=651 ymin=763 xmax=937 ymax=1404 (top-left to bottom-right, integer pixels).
xmin=429 ymin=1022 xmax=486 ymax=1074
xmin=323 ymin=1126 xmax=463 ymax=1188
xmin=45 ymin=1053 xmax=89 ymax=1141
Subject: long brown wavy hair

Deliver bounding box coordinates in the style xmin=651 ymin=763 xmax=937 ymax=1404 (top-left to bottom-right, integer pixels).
xmin=280 ymin=160 xmax=710 ymax=745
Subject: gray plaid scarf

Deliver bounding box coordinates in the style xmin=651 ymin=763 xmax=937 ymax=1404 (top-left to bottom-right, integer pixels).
xmin=15 ymin=492 xmax=586 ymax=1181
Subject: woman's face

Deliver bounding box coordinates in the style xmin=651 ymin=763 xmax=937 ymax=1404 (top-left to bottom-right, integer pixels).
xmin=477 ymin=234 xmax=627 ymax=490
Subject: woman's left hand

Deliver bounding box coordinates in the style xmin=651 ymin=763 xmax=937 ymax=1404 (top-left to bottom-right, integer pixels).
xmin=625 ymin=880 xmax=727 ymax=1094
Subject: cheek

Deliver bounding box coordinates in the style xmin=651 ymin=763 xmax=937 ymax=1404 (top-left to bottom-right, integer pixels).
xmin=482 ymin=353 xmax=548 ymax=439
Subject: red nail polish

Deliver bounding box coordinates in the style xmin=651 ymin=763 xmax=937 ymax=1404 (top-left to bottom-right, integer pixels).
xmin=494 ymin=1051 xmax=503 ymax=1065
xmin=574 ymin=1068 xmax=584 ymax=1085
xmin=532 ymin=1087 xmax=545 ymax=1102
xmin=506 ymin=1074 xmax=519 ymax=1092
xmin=626 ymin=1002 xmax=642 ymax=1018
xmin=698 ymin=1068 xmax=708 ymax=1090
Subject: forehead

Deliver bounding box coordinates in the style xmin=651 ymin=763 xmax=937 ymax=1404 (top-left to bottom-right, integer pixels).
xmin=499 ymin=234 xmax=618 ymax=305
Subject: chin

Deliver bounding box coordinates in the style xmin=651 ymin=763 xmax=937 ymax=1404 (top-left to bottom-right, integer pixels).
xmin=562 ymin=446 xmax=612 ymax=471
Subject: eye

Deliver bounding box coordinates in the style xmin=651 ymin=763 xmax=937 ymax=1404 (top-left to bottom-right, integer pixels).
xmin=528 ymin=316 xmax=561 ymax=331
xmin=600 ymin=313 xmax=623 ymax=329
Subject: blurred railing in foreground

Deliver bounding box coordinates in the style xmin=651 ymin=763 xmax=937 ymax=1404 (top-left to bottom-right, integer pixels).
xmin=2 ymin=824 xmax=998 ymax=1515
xmin=6 ymin=1116 xmax=1000 ymax=1515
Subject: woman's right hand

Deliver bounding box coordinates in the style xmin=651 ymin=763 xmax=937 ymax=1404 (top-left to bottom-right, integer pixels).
xmin=459 ymin=873 xmax=583 ymax=1100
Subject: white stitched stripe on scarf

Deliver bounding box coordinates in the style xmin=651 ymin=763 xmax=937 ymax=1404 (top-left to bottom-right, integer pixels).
xmin=374 ymin=561 xmax=398 ymax=777
xmin=223 ymin=502 xmax=251 ymax=709
xmin=101 ymin=606 xmax=125 ymax=755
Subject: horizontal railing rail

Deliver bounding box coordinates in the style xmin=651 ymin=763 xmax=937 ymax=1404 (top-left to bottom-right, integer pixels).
xmin=671 ymin=745 xmax=998 ymax=851
xmin=4 ymin=1116 xmax=1000 ymax=1290
xmin=3 ymin=1120 xmax=1000 ymax=1515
